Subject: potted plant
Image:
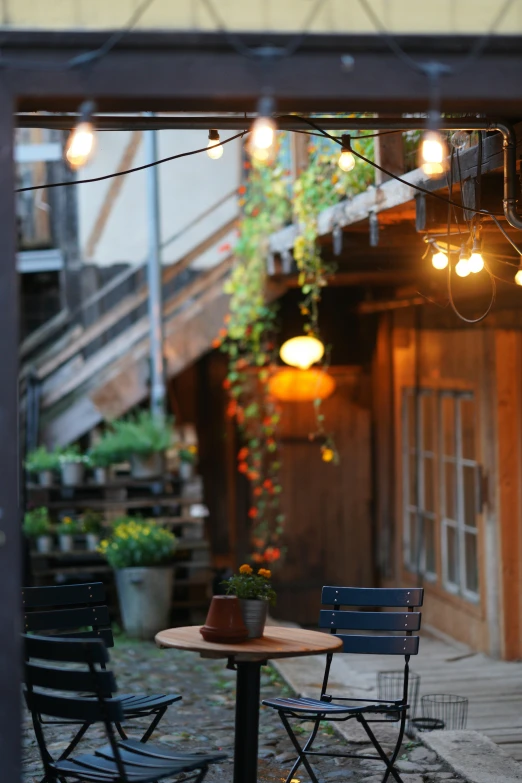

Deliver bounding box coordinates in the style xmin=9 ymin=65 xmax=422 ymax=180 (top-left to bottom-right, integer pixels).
xmin=81 ymin=509 xmax=104 ymax=551
xmin=99 ymin=517 xmax=176 ymax=639
xmin=88 ymin=438 xmax=120 ymax=485
xmin=223 ymin=564 xmax=276 ymax=638
xmin=108 ymin=411 xmax=173 ymax=478
xmin=179 ymin=445 xmax=197 ymax=481
xmin=25 ymin=446 xmax=60 ymax=487
xmin=59 ymin=446 xmax=87 ymax=486
xmin=56 ymin=516 xmax=80 ymax=552
xmin=23 ymin=507 xmax=53 ymax=553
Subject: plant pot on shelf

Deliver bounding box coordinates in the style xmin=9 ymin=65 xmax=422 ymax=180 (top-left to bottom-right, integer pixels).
xmin=179 ymin=461 xmax=194 ymax=481
xmin=239 ymin=598 xmax=269 ymax=639
xmin=59 ymin=534 xmax=74 ymax=553
xmin=93 ymin=467 xmax=109 ymax=485
xmin=61 ymin=461 xmax=85 ymax=487
xmin=38 ymin=470 xmax=54 ymax=487
xmin=130 ymin=452 xmax=165 ymax=479
xmin=85 ymin=533 xmax=99 ymax=551
xmin=115 ymin=566 xmax=174 ymax=640
xmin=36 ymin=535 xmax=53 ymax=554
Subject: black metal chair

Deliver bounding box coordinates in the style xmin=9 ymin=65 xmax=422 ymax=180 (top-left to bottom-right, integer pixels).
xmin=24 ymin=633 xmax=226 ymax=783
xmin=262 ymin=586 xmax=424 ymax=783
xmin=22 ymin=582 xmax=181 ymax=758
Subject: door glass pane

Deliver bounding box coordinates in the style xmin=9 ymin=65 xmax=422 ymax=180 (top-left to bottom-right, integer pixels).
xmin=444 ymin=460 xmax=457 ymax=520
xmin=409 ymin=454 xmax=417 ymax=506
xmin=465 ymin=532 xmax=479 ymax=594
xmin=460 ymin=397 xmax=476 ymax=461
xmin=422 ymin=393 xmax=434 ymax=452
xmin=446 ymin=525 xmax=458 ymax=585
xmin=407 ymin=393 xmax=416 ymax=449
xmin=442 ymin=396 xmax=455 ymax=456
xmin=425 ymin=516 xmax=436 ymax=574
xmin=424 ymin=456 xmax=435 ymax=513
xmin=463 ymin=465 xmax=477 ymax=528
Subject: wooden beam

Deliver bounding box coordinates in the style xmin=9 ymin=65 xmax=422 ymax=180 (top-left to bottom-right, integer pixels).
xmin=0 ymin=90 xmax=21 ymax=783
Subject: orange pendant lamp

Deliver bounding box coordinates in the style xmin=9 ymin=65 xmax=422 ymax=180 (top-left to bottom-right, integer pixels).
xmin=269 ymin=368 xmax=336 ymax=402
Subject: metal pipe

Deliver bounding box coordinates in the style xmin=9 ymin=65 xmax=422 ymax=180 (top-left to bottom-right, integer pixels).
xmin=144 ymin=115 xmax=166 ymax=419
xmin=15 ymin=114 xmax=522 ymax=230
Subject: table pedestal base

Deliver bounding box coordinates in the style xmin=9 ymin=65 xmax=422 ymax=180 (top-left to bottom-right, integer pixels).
xmin=234 ymin=661 xmax=262 ymax=783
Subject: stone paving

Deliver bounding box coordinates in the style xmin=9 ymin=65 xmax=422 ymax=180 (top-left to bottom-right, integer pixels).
xmin=23 ymin=636 xmax=465 ymax=783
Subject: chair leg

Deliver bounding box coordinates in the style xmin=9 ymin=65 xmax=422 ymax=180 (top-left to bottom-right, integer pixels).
xmin=115 ymin=722 xmax=128 ymax=740
xmin=140 ymin=706 xmax=168 ymax=743
xmin=281 ymin=716 xmax=321 ymax=783
xmin=57 ymin=722 xmax=91 ymax=760
xmin=279 ymin=712 xmax=322 ymax=783
xmin=358 ymin=715 xmax=405 ymax=783
xmin=381 ymin=708 xmax=408 ymax=783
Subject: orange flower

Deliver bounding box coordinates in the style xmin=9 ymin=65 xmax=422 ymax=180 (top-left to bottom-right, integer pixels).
xmin=238 ymin=462 xmax=249 ymax=474
xmin=264 ymin=546 xmax=281 ymax=563
xmin=252 ymin=537 xmax=265 ymax=549
xmin=219 ymin=242 xmax=232 ymax=253
xmin=252 ymin=553 xmax=263 ymax=563
xmin=236 ymin=358 xmax=248 ymax=370
xmin=236 ymin=407 xmax=245 ymax=425
xmin=238 ymin=447 xmax=249 ymax=461
xmin=227 ymin=401 xmax=237 ymax=418
xmin=258 ymin=568 xmax=271 ymax=579
xmin=238 ymin=185 xmax=246 ymax=195
xmin=248 ymin=508 xmax=258 ymax=519
xmin=218 ymin=328 xmax=227 ymax=338
xmin=224 ymin=314 xmax=231 ymax=324
xmin=223 ymin=378 xmax=231 ymax=390
xmin=248 ymin=470 xmax=259 ymax=481
xmin=321 ymin=448 xmax=334 ymax=463
xmin=263 ymin=479 xmax=273 ymax=490
xmin=253 ymin=486 xmax=263 ymax=497
xmin=211 ymin=338 xmax=221 ymax=349
xmin=239 ymin=564 xmax=253 ymax=575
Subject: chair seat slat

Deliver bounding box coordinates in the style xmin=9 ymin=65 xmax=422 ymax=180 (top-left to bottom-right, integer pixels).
xmin=336 ymin=634 xmax=419 ymax=655
xmin=318 ymin=609 xmax=421 ymax=632
xmin=322 ymin=586 xmax=423 ymax=607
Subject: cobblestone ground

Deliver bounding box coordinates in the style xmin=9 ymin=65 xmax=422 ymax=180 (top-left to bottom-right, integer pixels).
xmin=23 ymin=637 xmax=464 ymax=783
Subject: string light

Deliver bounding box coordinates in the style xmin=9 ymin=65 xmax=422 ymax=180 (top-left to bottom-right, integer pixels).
xmin=247 ymin=96 xmax=277 ymax=163
xmin=206 ymin=129 xmax=224 ymax=159
xmin=65 ymin=101 xmax=96 ymax=169
xmin=455 ymin=248 xmax=471 ymax=278
xmin=338 ymin=134 xmax=356 ymax=172
xmin=468 ymin=236 xmax=484 ymax=273
xmin=432 ymin=249 xmax=448 ymax=270
xmin=280 ymin=336 xmax=325 ymax=370
xmin=420 ymin=130 xmax=448 ymax=177
xmin=451 ymin=130 xmax=471 ymax=151
xmin=515 ymin=261 xmax=522 ymax=286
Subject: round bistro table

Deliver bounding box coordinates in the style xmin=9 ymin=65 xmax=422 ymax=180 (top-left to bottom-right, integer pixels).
xmin=155 ymin=625 xmax=342 ymax=783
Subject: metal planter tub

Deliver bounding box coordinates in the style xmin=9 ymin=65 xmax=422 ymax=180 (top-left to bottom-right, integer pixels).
xmin=116 ymin=566 xmax=174 ymax=640
xmin=239 ymin=598 xmax=269 ymax=638
xmin=130 ymin=452 xmax=165 ymax=479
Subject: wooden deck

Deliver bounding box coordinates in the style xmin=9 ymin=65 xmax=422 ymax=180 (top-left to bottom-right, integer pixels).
xmin=274 ymin=630 xmax=522 ymax=761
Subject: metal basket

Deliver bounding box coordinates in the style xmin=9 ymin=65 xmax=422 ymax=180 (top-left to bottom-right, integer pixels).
xmin=420 ymin=694 xmax=468 ymax=730
xmin=410 ymin=717 xmax=445 ymax=732
xmin=377 ymin=670 xmax=420 ymax=722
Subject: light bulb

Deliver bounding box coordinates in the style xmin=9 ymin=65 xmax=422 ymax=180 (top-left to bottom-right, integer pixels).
xmin=515 ymin=269 xmax=522 ymax=286
xmin=468 ymin=252 xmax=484 ymax=274
xmin=456 ymin=257 xmax=471 ymax=278
xmin=280 ymin=335 xmax=325 ymax=370
xmin=338 ymin=134 xmax=355 ymax=172
xmin=248 ymin=96 xmax=277 ymax=163
xmin=65 ymin=101 xmax=96 ymax=169
xmin=420 ymin=130 xmax=447 ymax=177
xmin=66 ymin=121 xmax=95 ymax=169
xmin=451 ymin=130 xmax=470 ymax=151
xmin=206 ymin=129 xmax=223 ymax=160
xmin=432 ymin=250 xmax=448 ymax=270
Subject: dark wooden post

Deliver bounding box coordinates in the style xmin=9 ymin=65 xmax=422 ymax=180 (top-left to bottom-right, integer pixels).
xmin=0 ymin=88 xmax=21 ymax=782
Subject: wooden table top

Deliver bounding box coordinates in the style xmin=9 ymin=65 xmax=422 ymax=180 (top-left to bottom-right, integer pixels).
xmin=155 ymin=625 xmax=343 ymax=662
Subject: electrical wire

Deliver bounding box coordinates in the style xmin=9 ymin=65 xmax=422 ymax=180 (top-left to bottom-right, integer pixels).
xmin=15 ymin=131 xmax=247 ymax=193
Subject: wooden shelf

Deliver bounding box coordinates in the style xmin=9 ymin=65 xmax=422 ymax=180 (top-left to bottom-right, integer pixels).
xmin=39 ymin=496 xmax=200 ymax=510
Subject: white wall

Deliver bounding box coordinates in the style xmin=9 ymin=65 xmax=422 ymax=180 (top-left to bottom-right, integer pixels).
xmin=77 ymin=127 xmax=241 ymax=270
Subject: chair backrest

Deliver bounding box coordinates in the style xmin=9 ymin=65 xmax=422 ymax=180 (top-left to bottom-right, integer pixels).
xmin=22 ymin=582 xmax=114 ymax=648
xmin=23 ymin=634 xmax=126 ymax=780
xmin=318 ymin=586 xmax=424 ymax=700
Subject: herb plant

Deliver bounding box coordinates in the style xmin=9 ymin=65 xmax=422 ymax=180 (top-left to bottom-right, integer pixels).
xmin=25 ymin=447 xmax=60 ymax=474
xmin=98 ymin=518 xmax=176 ymax=569
xmin=23 ymin=507 xmax=51 ymax=537
xmin=223 ymin=564 xmax=276 ymax=605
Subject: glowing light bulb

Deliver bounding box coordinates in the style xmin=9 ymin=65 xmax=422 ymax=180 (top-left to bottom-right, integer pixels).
xmin=207 ymin=129 xmax=224 ymax=160
xmin=65 ymin=101 xmax=96 ymax=169
xmin=248 ymin=96 xmax=277 ymax=163
xmin=432 ymin=250 xmax=448 ymax=270
xmin=468 ymin=252 xmax=484 ymax=274
xmin=280 ymin=335 xmax=325 ymax=370
xmin=456 ymin=257 xmax=471 ymax=278
xmin=515 ymin=269 xmax=522 ymax=286
xmin=451 ymin=130 xmax=470 ymax=151
xmin=420 ymin=130 xmax=447 ymax=177
xmin=338 ymin=134 xmax=355 ymax=172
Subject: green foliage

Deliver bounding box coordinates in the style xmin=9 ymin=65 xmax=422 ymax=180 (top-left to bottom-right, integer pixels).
xmin=99 ymin=518 xmax=176 ymax=569
xmin=81 ymin=509 xmax=104 ymax=535
xmin=88 ymin=435 xmax=123 ymax=468
xmin=104 ymin=411 xmax=174 ymax=457
xmin=58 ymin=445 xmax=87 ymax=465
xmin=25 ymin=446 xmax=60 ymax=473
xmin=179 ymin=446 xmax=197 ymax=464
xmin=23 ymin=507 xmax=51 ymax=537
xmin=56 ymin=515 xmax=81 ymax=535
xmin=223 ymin=564 xmax=276 ymax=606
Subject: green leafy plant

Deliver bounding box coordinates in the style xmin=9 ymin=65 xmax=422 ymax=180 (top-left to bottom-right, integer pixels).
xmin=23 ymin=507 xmax=51 ymax=537
xmin=223 ymin=563 xmax=276 ymax=605
xmin=88 ymin=436 xmax=122 ymax=468
xmin=81 ymin=510 xmax=104 ymax=535
xmin=58 ymin=445 xmax=87 ymax=465
xmin=179 ymin=445 xmax=197 ymax=464
xmin=98 ymin=518 xmax=177 ymax=569
xmin=25 ymin=446 xmax=60 ymax=474
xmin=104 ymin=411 xmax=174 ymax=458
xmin=56 ymin=515 xmax=80 ymax=535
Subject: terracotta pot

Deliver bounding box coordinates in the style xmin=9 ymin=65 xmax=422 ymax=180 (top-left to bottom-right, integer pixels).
xmin=200 ymin=596 xmax=248 ymax=644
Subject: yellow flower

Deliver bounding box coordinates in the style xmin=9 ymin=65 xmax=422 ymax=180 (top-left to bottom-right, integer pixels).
xmin=321 ymin=448 xmax=334 ymax=463
xmin=239 ymin=564 xmax=253 ymax=575
xmin=258 ymin=568 xmax=271 ymax=579
xmin=63 ymin=517 xmax=72 ymax=525
xmin=188 ymin=445 xmax=197 ymax=454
